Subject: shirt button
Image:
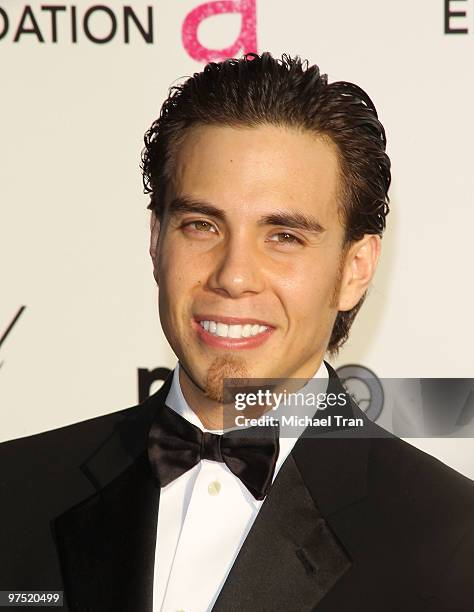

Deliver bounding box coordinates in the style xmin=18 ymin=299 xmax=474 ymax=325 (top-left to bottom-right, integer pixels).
xmin=208 ymin=480 xmax=221 ymax=496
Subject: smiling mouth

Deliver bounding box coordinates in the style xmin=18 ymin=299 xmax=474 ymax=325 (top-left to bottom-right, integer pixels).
xmin=193 ymin=316 xmax=274 ymax=348
xmin=199 ymin=319 xmax=268 ymax=339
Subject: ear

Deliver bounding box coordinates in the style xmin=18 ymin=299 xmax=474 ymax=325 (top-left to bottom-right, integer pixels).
xmin=149 ymin=211 xmax=161 ymax=285
xmin=337 ymin=234 xmax=381 ymax=311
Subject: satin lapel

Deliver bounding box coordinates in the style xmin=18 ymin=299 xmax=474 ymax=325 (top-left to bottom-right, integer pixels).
xmin=53 ymin=374 xmax=174 ymax=612
xmin=213 ymin=453 xmax=351 ymax=612
xmin=292 ymin=361 xmax=372 ymax=518
xmin=214 ymin=362 xmax=372 ymax=612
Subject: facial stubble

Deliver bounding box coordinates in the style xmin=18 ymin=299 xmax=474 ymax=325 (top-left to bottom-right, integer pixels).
xmin=204 ymin=354 xmax=250 ymax=403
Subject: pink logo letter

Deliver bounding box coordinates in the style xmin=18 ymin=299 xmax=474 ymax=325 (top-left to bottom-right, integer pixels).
xmin=182 ymin=0 xmax=257 ymax=62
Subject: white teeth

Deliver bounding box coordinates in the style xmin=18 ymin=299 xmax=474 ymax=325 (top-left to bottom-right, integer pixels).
xmin=242 ymin=324 xmax=252 ymax=337
xmin=228 ymin=324 xmax=242 ymax=338
xmin=216 ymin=323 xmax=228 ymax=337
xmin=199 ymin=320 xmax=269 ymax=339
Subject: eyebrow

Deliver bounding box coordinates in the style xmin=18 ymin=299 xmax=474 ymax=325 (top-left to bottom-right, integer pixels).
xmin=168 ymin=196 xmax=326 ymax=235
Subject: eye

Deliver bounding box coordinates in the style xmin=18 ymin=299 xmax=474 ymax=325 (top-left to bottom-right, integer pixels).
xmin=182 ymin=220 xmax=217 ymax=233
xmin=268 ymin=232 xmax=304 ymax=245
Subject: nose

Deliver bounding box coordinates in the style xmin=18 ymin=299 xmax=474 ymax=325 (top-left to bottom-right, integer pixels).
xmin=207 ymin=233 xmax=265 ymax=298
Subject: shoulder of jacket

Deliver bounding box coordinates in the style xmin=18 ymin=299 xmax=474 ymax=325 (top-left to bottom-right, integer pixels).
xmin=0 ymin=402 xmax=144 ymax=484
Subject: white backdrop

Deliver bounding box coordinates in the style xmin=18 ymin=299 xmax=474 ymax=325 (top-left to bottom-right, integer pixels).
xmin=1 ymin=0 xmax=473 ymax=475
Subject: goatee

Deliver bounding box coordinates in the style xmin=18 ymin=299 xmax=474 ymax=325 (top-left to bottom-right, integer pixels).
xmin=205 ymin=354 xmax=250 ymax=403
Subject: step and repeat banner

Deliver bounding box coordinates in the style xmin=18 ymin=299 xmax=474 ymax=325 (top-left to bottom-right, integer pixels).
xmin=1 ymin=1 xmax=473 ymax=475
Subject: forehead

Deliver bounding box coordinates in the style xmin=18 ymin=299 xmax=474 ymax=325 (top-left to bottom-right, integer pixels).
xmin=170 ymin=123 xmax=341 ymax=222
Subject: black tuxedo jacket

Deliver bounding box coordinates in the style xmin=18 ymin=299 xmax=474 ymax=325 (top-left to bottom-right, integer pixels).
xmin=1 ymin=362 xmax=473 ymax=612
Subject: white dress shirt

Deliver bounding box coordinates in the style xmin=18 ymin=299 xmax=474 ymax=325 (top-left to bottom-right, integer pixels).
xmin=153 ymin=361 xmax=329 ymax=612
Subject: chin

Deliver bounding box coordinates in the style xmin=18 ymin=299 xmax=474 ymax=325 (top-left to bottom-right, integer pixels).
xmin=195 ymin=354 xmax=251 ymax=403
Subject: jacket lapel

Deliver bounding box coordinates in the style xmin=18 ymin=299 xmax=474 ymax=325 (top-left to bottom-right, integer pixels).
xmin=213 ymin=453 xmax=352 ymax=612
xmin=53 ymin=375 xmax=174 ymax=612
xmin=214 ymin=361 xmax=371 ymax=612
xmin=292 ymin=361 xmax=372 ymax=517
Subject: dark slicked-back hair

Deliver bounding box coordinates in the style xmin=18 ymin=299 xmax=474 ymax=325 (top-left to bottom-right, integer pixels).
xmin=141 ymin=52 xmax=391 ymax=354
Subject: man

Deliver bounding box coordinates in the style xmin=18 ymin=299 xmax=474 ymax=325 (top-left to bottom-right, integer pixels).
xmin=0 ymin=52 xmax=473 ymax=611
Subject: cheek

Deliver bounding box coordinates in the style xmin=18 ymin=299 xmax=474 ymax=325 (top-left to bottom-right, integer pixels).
xmin=273 ymin=261 xmax=341 ymax=340
xmin=158 ymin=241 xmax=203 ymax=305
xmin=277 ymin=258 xmax=340 ymax=308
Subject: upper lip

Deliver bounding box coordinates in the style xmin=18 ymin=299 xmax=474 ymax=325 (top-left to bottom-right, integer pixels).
xmin=194 ymin=314 xmax=274 ymax=327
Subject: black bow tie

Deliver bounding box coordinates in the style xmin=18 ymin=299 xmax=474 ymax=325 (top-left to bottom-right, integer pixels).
xmin=148 ymin=404 xmax=280 ymax=500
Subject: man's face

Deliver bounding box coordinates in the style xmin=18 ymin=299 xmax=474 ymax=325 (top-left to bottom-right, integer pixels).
xmin=150 ymin=124 xmax=378 ymax=401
